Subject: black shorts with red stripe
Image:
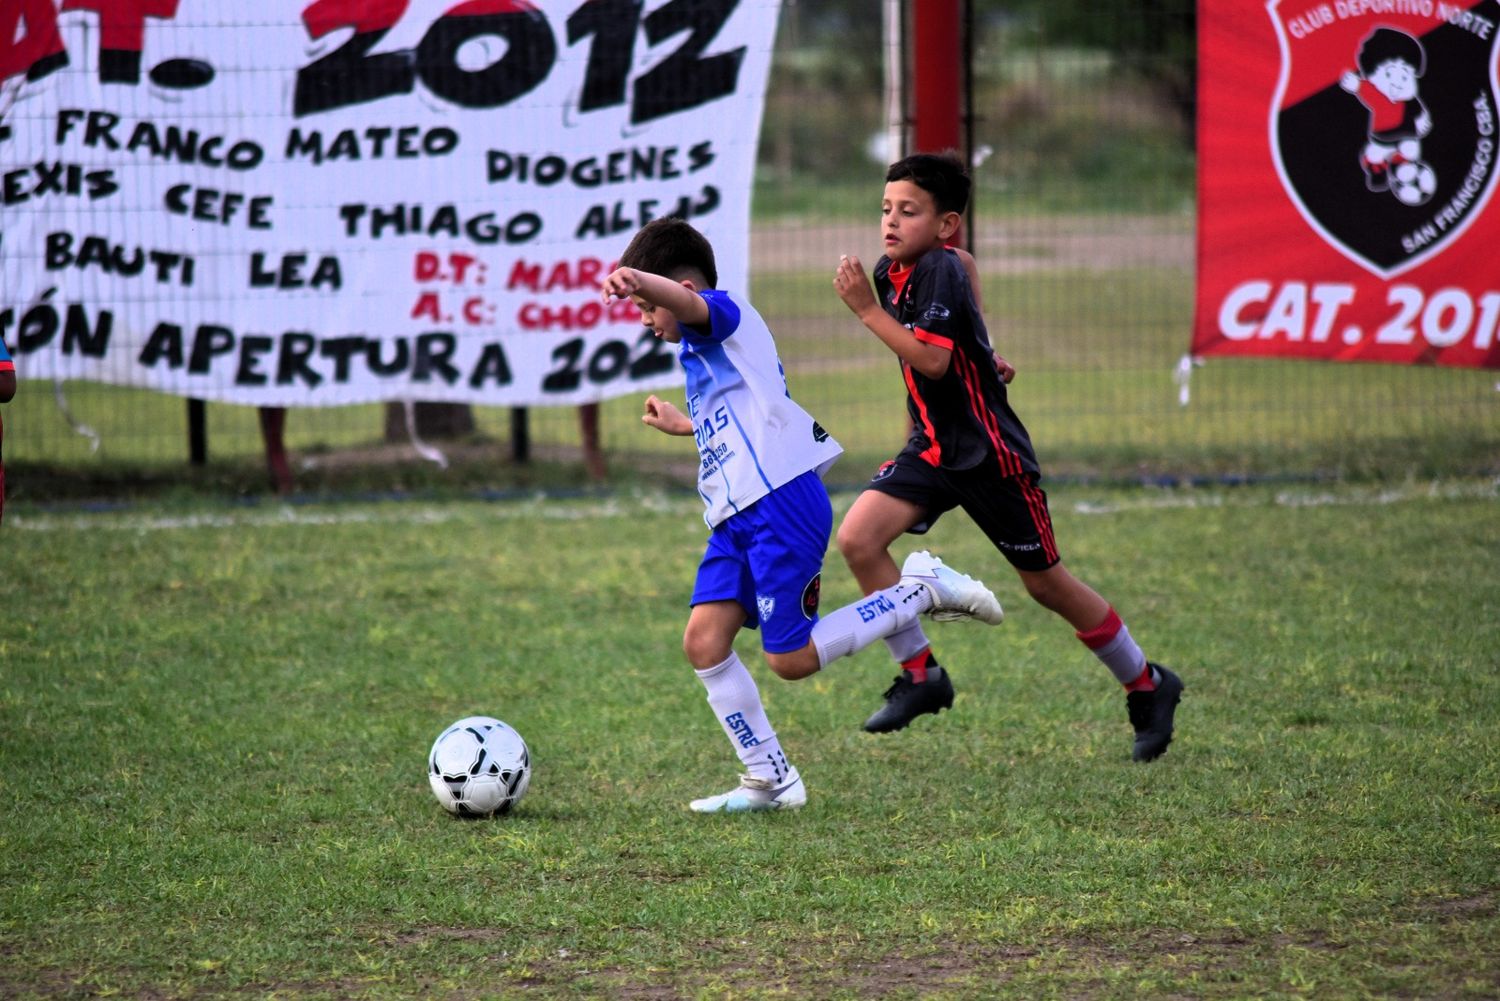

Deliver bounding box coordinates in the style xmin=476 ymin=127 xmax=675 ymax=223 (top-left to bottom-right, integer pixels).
xmin=863 ymin=445 xmax=1060 ymax=572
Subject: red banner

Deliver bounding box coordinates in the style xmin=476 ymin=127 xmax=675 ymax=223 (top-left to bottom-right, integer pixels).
xmin=1194 ymin=0 xmax=1500 ymax=368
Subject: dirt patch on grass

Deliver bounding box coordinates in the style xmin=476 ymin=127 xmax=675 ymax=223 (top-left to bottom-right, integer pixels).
xmin=377 ymin=919 xmax=1490 ymax=1000
xmin=7 ymin=917 xmax=1495 ymax=1000
xmin=1420 ymin=887 xmax=1497 ymax=921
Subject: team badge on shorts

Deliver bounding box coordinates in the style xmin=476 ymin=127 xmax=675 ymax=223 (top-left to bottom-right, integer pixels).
xmin=756 ymin=594 xmax=776 ymax=623
xmin=872 ymin=460 xmax=897 ymax=482
xmin=800 ymin=573 xmax=822 ymax=619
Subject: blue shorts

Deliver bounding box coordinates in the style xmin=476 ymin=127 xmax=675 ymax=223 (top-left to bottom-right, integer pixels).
xmin=691 ymin=470 xmax=832 ymax=654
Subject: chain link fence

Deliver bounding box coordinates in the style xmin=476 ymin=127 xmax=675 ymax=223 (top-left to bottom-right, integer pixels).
xmin=4 ymin=1 xmax=1495 ymax=501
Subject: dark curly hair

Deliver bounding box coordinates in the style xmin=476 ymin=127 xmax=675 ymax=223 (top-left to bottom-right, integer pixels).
xmin=618 ymin=217 xmax=718 ymax=289
xmin=886 ymin=151 xmax=971 ymax=216
xmin=1357 ymin=27 xmax=1425 ymax=77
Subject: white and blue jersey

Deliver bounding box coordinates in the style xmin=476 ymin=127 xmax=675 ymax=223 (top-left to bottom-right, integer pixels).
xmin=678 ymin=289 xmax=842 ymax=653
xmin=678 ymin=289 xmax=843 ymax=528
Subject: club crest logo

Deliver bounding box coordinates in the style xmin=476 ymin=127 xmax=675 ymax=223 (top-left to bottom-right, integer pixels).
xmin=800 ymin=573 xmax=822 ymax=619
xmin=1268 ymin=1 xmax=1500 ymax=276
xmin=756 ymin=594 xmax=776 ymax=623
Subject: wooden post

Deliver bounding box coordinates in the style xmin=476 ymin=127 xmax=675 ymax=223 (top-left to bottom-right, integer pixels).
xmin=510 ymin=407 xmax=530 ymax=463
xmin=258 ymin=406 xmax=292 ymax=495
xmin=579 ymin=403 xmax=605 ymax=481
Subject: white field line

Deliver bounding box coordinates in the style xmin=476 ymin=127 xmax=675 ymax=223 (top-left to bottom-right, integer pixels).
xmin=7 ymin=492 xmax=700 ymax=534
xmin=1067 ymin=478 xmax=1499 ymax=514
xmin=7 ymin=479 xmax=1496 ymax=535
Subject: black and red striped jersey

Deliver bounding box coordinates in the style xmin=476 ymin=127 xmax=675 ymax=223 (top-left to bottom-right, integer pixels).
xmin=873 ymin=247 xmax=1039 ymax=475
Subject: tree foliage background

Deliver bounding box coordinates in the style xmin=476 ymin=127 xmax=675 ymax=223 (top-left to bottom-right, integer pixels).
xmin=760 ymin=0 xmax=1197 ymax=212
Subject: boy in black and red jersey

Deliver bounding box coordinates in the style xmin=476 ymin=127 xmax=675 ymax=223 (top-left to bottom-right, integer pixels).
xmin=832 ymin=151 xmax=1183 ymax=761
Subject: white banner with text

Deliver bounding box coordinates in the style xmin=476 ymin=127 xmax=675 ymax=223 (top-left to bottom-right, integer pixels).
xmin=0 ymin=0 xmax=781 ymax=405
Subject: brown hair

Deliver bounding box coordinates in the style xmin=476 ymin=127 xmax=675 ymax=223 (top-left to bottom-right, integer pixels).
xmin=618 ymin=217 xmax=718 ymax=288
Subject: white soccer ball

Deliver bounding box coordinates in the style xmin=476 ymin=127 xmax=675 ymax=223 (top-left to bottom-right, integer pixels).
xmin=1391 ymin=160 xmax=1437 ymax=206
xmin=427 ymin=716 xmax=531 ymax=817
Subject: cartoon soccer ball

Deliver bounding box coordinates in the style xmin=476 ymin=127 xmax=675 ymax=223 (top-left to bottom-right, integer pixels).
xmin=1390 ymin=160 xmax=1437 ymax=206
xmin=428 ymin=716 xmax=531 ymax=817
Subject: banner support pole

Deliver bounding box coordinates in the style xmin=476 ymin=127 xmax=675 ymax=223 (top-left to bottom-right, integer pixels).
xmin=187 ymin=398 xmax=207 ymax=466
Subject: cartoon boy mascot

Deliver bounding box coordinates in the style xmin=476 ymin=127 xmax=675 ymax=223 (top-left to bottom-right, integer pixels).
xmin=1340 ymin=27 xmax=1432 ymax=191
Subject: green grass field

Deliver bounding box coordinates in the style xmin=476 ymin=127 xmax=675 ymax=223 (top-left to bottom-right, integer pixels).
xmin=2 ymin=479 xmax=1497 ymax=999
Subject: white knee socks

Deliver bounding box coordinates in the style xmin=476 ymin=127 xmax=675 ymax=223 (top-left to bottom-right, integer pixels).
xmin=696 ymin=651 xmax=791 ymax=784
xmin=809 ymin=581 xmax=932 ymax=667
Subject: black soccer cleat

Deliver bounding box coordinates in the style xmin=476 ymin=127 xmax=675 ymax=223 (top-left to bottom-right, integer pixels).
xmin=863 ymin=666 xmax=955 ymax=733
xmin=1127 ymin=663 xmax=1184 ymax=762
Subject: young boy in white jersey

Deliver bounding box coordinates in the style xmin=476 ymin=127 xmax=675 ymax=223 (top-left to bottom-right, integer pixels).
xmin=600 ymin=218 xmax=1004 ymax=812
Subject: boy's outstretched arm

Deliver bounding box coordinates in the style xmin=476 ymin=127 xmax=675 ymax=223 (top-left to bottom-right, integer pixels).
xmin=642 ymin=394 xmax=693 ymax=436
xmin=600 ymin=267 xmax=710 ymax=326
xmin=833 ymin=255 xmax=951 ymax=379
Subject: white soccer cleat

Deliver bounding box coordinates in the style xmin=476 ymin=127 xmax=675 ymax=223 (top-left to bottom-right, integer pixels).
xmin=689 ymin=770 xmax=807 ymax=813
xmin=900 ymin=550 xmax=1005 ymax=624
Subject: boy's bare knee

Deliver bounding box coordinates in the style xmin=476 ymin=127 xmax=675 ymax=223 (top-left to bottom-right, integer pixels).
xmin=834 ymin=522 xmax=861 ymax=560
xmin=836 ymin=526 xmax=882 ymax=571
xmin=765 ymin=648 xmax=819 ymax=681
xmin=1023 ymin=575 xmax=1058 ymax=605
xmin=682 ymin=628 xmax=729 ymax=671
xmin=1020 ymin=567 xmax=1073 ymax=612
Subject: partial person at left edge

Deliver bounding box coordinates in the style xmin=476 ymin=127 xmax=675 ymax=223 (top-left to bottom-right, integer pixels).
xmin=0 ymin=336 xmax=16 ymax=525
